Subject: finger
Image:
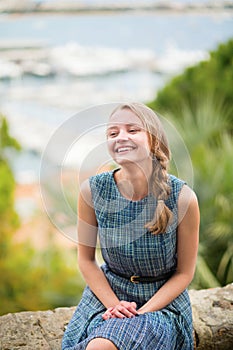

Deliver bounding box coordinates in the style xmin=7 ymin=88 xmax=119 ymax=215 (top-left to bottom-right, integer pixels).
xmin=102 ymin=312 xmax=112 ymax=320
xmin=106 ymin=307 xmax=114 ymax=313
xmin=119 ymin=301 xmax=138 ymax=315
xmin=102 ymin=307 xmax=114 ymax=320
xmin=102 ymin=314 xmax=108 ymax=320
xmin=112 ymin=306 xmax=135 ymax=318
xmin=119 ymin=300 xmax=132 ymax=308
xmin=120 ymin=301 xmax=137 ymax=310
xmin=128 ymin=303 xmax=138 ymax=315
xmin=130 ymin=302 xmax=137 ymax=309
xmin=111 ymin=309 xmax=126 ymax=319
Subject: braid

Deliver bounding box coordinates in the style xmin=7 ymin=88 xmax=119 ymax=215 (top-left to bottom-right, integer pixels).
xmin=145 ymin=148 xmax=173 ymax=234
xmin=151 ymin=148 xmax=170 ymax=198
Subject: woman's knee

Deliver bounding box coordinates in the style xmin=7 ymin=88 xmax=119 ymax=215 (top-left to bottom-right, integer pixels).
xmin=86 ymin=338 xmax=118 ymax=350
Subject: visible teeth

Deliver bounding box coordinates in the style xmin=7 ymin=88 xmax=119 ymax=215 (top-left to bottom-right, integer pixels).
xmin=117 ymin=147 xmax=133 ymax=153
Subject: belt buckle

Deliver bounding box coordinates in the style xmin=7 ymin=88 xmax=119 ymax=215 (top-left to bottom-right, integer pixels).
xmin=130 ymin=275 xmax=139 ymax=283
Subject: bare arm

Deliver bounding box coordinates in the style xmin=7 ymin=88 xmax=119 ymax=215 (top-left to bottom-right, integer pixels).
xmin=77 ymin=179 xmax=120 ymax=309
xmin=137 ymin=185 xmax=200 ymax=314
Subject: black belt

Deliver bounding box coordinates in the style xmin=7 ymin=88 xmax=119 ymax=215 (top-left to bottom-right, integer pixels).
xmin=113 ymin=270 xmax=175 ymax=284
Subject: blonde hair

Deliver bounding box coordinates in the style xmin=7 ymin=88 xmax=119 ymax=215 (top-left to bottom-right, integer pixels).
xmin=111 ymin=102 xmax=172 ymax=234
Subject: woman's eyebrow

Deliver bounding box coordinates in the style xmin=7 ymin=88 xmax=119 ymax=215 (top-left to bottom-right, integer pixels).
xmin=106 ymin=126 xmax=118 ymax=134
xmin=127 ymin=123 xmax=141 ymax=127
xmin=107 ymin=125 xmax=118 ymax=130
xmin=107 ymin=123 xmax=141 ymax=129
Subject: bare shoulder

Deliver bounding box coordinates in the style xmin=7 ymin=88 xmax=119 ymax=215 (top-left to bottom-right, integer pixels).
xmin=178 ymin=185 xmax=199 ymax=220
xmin=79 ymin=178 xmax=93 ymax=207
xmin=78 ymin=178 xmax=97 ymax=223
xmin=78 ymin=179 xmax=98 ymax=247
xmin=179 ymin=184 xmax=198 ymax=204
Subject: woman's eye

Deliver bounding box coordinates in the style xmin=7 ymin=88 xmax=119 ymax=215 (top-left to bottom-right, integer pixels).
xmin=129 ymin=128 xmax=139 ymax=133
xmin=108 ymin=131 xmax=117 ymax=137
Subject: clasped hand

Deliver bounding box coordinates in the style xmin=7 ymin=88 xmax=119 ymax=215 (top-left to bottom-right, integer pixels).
xmin=102 ymin=301 xmax=138 ymax=320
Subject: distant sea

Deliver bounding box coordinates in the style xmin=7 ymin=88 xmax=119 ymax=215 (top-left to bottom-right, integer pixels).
xmin=0 ymin=11 xmax=233 ymax=183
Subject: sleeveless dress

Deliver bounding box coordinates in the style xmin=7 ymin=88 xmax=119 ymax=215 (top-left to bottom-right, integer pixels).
xmin=62 ymin=170 xmax=194 ymax=350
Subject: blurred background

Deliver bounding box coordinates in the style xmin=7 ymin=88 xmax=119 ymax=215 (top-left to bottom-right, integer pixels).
xmin=0 ymin=0 xmax=233 ymax=315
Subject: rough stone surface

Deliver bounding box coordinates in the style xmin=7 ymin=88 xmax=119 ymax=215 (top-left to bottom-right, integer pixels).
xmin=0 ymin=307 xmax=75 ymax=350
xmin=0 ymin=284 xmax=232 ymax=349
xmin=189 ymin=283 xmax=233 ymax=350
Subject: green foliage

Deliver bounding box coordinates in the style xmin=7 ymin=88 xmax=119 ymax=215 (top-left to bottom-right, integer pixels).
xmin=191 ymin=256 xmax=221 ymax=290
xmin=148 ymin=39 xmax=233 ymax=123
xmin=0 ymin=116 xmax=84 ymax=316
xmin=166 ymin=97 xmax=233 ymax=289
xmin=0 ymin=161 xmax=19 ymax=233
xmin=0 ymin=115 xmax=21 ymax=161
xmin=0 ymin=234 xmax=84 ymax=316
xmin=0 ymin=116 xmax=20 ymax=239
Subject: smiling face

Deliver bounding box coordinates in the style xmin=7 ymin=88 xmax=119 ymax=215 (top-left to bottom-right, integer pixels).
xmin=107 ymin=107 xmax=152 ymax=167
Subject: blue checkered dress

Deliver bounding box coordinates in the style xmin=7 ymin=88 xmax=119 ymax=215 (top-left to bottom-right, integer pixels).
xmin=62 ymin=170 xmax=194 ymax=350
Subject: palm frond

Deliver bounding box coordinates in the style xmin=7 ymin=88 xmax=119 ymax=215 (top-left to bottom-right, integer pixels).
xmin=217 ymin=244 xmax=233 ymax=284
xmin=192 ymin=255 xmax=221 ymax=289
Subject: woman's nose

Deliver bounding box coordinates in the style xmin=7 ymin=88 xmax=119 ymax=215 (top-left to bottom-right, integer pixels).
xmin=116 ymin=129 xmax=129 ymax=141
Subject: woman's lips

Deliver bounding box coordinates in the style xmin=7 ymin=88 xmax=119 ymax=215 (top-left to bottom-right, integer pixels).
xmin=115 ymin=146 xmax=135 ymax=153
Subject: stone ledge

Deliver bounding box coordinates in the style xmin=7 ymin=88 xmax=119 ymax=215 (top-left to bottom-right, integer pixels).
xmin=0 ymin=284 xmax=232 ymax=349
xmin=189 ymin=283 xmax=233 ymax=350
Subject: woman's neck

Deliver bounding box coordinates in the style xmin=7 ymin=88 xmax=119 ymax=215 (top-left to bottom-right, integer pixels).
xmin=115 ymin=163 xmax=152 ymax=201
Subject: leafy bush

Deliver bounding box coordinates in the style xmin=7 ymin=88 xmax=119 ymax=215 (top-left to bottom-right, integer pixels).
xmin=0 ymin=116 xmax=84 ymax=316
xmin=164 ymin=96 xmax=233 ymax=289
xmin=0 ymin=234 xmax=84 ymax=315
xmin=148 ymin=39 xmax=233 ymax=125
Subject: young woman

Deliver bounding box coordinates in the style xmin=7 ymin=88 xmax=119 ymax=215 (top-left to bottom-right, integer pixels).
xmin=62 ymin=102 xmax=199 ymax=350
